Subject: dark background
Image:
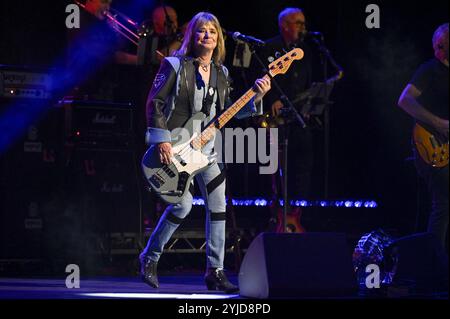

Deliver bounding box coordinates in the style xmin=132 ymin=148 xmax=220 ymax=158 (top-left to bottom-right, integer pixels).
xmin=0 ymin=0 xmax=448 ymax=273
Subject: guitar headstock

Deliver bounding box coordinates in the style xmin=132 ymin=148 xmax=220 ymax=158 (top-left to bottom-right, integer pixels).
xmin=268 ymin=48 xmax=304 ymax=77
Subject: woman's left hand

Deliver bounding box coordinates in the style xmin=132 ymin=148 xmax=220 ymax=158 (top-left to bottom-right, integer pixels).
xmin=254 ymin=77 xmax=271 ymax=104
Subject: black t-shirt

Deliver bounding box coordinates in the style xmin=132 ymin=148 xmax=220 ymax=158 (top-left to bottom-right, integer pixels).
xmin=410 ymin=58 xmax=449 ymax=120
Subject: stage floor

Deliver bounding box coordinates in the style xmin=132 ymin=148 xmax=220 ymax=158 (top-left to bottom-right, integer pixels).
xmin=0 ymin=275 xmax=447 ymax=300
xmin=0 ymin=275 xmax=241 ymax=299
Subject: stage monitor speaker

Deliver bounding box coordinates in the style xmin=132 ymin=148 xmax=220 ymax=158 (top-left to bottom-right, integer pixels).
xmin=238 ymin=232 xmax=357 ymax=298
xmin=392 ymin=232 xmax=448 ymax=290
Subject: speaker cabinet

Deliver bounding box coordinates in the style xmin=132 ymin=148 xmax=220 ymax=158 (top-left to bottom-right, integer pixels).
xmin=239 ymin=232 xmax=357 ymax=298
xmin=393 ymin=232 xmax=448 ymax=291
xmin=0 ymin=105 xmax=63 ymax=259
xmin=66 ymin=149 xmax=141 ymax=234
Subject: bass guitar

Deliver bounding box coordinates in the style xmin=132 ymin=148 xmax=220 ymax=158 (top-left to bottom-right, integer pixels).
xmin=142 ymin=48 xmax=304 ymax=203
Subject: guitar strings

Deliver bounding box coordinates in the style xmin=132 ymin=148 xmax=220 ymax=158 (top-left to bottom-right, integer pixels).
xmin=152 ymin=133 xmax=204 ymax=179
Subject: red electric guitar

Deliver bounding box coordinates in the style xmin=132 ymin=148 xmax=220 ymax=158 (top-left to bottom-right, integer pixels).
xmin=268 ymin=158 xmax=305 ymax=233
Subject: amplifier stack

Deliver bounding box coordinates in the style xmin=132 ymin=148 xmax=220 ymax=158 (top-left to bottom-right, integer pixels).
xmin=1 ymin=66 xmax=143 ymax=263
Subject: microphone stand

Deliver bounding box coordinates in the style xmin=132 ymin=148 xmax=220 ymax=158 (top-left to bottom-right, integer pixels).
xmin=248 ymin=43 xmax=306 ymax=234
xmin=160 ymin=2 xmax=176 ymax=56
xmin=310 ymin=35 xmax=343 ymax=199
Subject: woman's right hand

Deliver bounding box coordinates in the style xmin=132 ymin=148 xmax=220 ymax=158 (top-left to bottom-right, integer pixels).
xmin=158 ymin=142 xmax=173 ymax=165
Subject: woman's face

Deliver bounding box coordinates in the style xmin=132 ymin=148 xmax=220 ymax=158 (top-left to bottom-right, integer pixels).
xmin=193 ymin=22 xmax=218 ymax=53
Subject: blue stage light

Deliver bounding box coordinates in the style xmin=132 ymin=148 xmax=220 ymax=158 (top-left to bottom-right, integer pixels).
xmin=334 ymin=201 xmax=344 ymax=207
xmin=300 ymin=200 xmax=309 ymax=207
xmin=345 ymin=201 xmax=354 ymax=208
xmin=193 ymin=197 xmax=377 ymax=208
xmin=369 ymin=201 xmax=378 ymax=208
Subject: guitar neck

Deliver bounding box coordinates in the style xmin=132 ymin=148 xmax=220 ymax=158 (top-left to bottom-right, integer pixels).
xmin=189 ymin=48 xmax=304 ymax=150
xmin=192 ymin=74 xmax=270 ymax=150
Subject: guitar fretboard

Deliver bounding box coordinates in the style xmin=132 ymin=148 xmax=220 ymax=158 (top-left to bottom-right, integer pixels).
xmin=189 ymin=48 xmax=303 ymax=150
xmin=191 ymin=74 xmax=271 ymax=150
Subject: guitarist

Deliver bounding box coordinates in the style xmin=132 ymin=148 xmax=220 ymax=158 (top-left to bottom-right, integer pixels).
xmin=139 ymin=12 xmax=271 ymax=292
xmin=398 ymin=23 xmax=449 ymax=250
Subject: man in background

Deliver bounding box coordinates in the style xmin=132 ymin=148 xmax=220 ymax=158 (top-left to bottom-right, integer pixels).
xmin=398 ymin=23 xmax=449 ymax=250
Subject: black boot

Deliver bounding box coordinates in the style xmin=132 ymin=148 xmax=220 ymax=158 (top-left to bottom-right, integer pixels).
xmin=140 ymin=257 xmax=159 ymax=288
xmin=204 ymin=268 xmax=239 ymax=293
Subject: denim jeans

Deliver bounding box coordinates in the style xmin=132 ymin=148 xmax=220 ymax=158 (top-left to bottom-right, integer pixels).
xmin=140 ymin=163 xmax=227 ymax=269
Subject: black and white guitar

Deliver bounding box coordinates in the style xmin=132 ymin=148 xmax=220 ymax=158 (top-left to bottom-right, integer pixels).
xmin=142 ymin=48 xmax=304 ymax=204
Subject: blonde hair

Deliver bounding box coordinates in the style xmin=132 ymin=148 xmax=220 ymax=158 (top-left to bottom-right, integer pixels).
xmin=173 ymin=12 xmax=226 ymax=65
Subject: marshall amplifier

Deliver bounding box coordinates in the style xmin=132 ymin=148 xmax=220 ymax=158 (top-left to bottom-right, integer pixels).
xmin=61 ymin=99 xmax=135 ymax=150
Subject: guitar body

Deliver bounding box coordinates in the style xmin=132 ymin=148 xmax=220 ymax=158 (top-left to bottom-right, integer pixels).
xmin=413 ymin=123 xmax=449 ymax=168
xmin=268 ymin=149 xmax=306 ymax=234
xmin=276 ymin=206 xmax=305 ymax=233
xmin=142 ymin=113 xmax=212 ymax=204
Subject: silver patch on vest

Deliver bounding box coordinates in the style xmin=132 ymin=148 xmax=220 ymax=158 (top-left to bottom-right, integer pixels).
xmin=153 ymin=73 xmax=166 ymax=90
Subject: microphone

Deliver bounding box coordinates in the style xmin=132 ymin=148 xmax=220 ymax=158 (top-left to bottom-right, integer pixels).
xmin=228 ymin=31 xmax=265 ymax=46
